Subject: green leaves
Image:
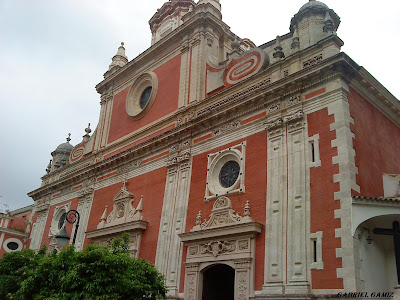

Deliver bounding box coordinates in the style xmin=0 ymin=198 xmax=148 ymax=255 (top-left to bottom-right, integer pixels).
xmin=0 ymin=235 xmax=166 ymax=300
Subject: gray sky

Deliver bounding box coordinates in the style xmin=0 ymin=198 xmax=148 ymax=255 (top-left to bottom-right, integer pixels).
xmin=0 ymin=0 xmax=399 ymax=211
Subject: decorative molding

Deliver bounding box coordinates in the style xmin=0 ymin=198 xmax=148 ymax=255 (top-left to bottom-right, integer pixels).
xmin=303 ymin=54 xmax=323 ymax=69
xmin=286 ymin=95 xmax=301 ymax=107
xmin=197 ymin=78 xmax=271 ymax=117
xmin=78 ymin=187 xmax=94 ymax=198
xmin=212 ymin=121 xmax=241 ymax=136
xmin=192 ymin=197 xmax=253 ymax=232
xmin=283 ymin=110 xmax=304 ymax=124
xmin=117 ymin=159 xmax=142 ymax=174
xmin=97 ymin=182 xmax=143 ymax=229
xmin=200 ymin=240 xmax=236 ymax=257
xmin=205 ymin=142 xmax=246 ymax=202
xmin=264 ymin=118 xmax=283 ymax=130
xmin=166 ymin=151 xmax=191 ymax=168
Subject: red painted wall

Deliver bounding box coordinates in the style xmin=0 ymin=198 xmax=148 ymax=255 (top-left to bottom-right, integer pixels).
xmin=308 ymin=108 xmax=343 ymax=289
xmin=85 ymin=168 xmax=167 ymax=264
xmin=180 ymin=131 xmax=267 ymax=292
xmin=108 ymin=55 xmax=181 ymax=144
xmin=349 ymin=88 xmax=400 ymax=196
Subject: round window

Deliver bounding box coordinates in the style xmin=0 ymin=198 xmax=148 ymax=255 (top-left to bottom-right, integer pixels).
xmin=207 ymin=149 xmax=243 ymax=196
xmin=219 ymin=161 xmax=240 ymax=188
xmin=140 ymin=86 xmax=152 ymax=109
xmin=58 ymin=212 xmax=67 ymax=230
xmin=126 ymin=72 xmax=158 ymax=120
xmin=3 ymin=238 xmax=23 ymax=252
xmin=6 ymin=242 xmax=19 ymax=251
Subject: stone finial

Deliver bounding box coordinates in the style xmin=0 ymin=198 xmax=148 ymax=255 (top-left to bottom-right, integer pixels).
xmin=136 ymin=196 xmax=143 ymax=213
xmin=273 ymin=36 xmax=285 ymax=59
xmin=46 ymin=159 xmax=52 ymax=174
xmin=83 ymin=123 xmax=91 ymax=142
xmin=196 ymin=211 xmax=202 ymax=226
xmin=66 ymin=133 xmax=71 ymax=143
xmin=244 ymin=200 xmax=250 ymax=217
xmin=323 ymin=11 xmax=335 ymax=33
xmin=108 ymin=42 xmax=128 ymax=71
xmin=97 ymin=205 xmax=108 ymax=229
xmin=291 ymin=27 xmax=300 ymax=50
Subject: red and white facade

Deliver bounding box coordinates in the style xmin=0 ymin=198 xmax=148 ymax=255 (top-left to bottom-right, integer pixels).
xmin=3 ymin=0 xmax=400 ymax=298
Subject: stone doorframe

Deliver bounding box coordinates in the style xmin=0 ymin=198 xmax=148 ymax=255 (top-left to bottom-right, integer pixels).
xmin=179 ymin=196 xmax=262 ymax=300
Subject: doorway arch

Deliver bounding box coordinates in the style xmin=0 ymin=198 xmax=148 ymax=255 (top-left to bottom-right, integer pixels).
xmin=202 ymin=264 xmax=235 ymax=300
xmin=354 ymin=214 xmax=399 ymax=292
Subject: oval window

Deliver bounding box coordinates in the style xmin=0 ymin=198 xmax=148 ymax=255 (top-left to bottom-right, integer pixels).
xmin=219 ymin=161 xmax=240 ymax=188
xmin=58 ymin=212 xmax=67 ymax=230
xmin=139 ymin=86 xmax=152 ymax=109
xmin=6 ymin=242 xmax=19 ymax=251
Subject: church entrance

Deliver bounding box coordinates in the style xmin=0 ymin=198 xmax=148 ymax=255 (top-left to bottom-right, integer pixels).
xmin=202 ymin=264 xmax=235 ymax=300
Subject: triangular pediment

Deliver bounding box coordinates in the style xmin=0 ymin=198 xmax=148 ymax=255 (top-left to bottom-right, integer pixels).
xmin=113 ymin=182 xmax=133 ymax=202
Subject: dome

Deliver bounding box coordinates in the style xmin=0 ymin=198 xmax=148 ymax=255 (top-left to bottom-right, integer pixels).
xmin=299 ymin=0 xmax=329 ymax=13
xmin=54 ymin=142 xmax=73 ymax=154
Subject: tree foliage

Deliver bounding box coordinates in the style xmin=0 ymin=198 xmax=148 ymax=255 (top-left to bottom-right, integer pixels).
xmin=0 ymin=234 xmax=166 ymax=300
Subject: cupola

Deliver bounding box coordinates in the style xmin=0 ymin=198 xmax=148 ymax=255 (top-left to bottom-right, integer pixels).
xmin=290 ymin=0 xmax=340 ymax=50
xmin=149 ymin=0 xmax=196 ymax=45
xmin=48 ymin=134 xmax=74 ymax=173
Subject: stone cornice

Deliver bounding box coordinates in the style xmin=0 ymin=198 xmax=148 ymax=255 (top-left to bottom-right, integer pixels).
xmin=86 ymin=220 xmax=148 ymax=240
xmin=29 ymin=52 xmax=399 ymax=201
xmin=179 ymin=222 xmax=262 ymax=243
xmin=352 ymin=195 xmax=400 ymax=207
xmin=0 ymin=228 xmax=29 ymax=238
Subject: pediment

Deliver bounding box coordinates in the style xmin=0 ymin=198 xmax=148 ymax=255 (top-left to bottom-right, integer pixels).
xmin=113 ymin=182 xmax=133 ymax=202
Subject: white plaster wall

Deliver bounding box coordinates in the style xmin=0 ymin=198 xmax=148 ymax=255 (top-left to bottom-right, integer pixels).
xmin=359 ymin=235 xmax=396 ymax=292
xmin=355 ymin=215 xmax=399 ymax=293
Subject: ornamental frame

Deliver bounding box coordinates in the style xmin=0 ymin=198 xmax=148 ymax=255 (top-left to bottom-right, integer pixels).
xmin=49 ymin=202 xmax=71 ymax=237
xmin=204 ymin=142 xmax=246 ymax=202
xmin=180 ymin=196 xmax=262 ymax=300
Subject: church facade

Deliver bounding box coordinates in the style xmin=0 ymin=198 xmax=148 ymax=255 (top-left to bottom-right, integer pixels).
xmin=1 ymin=0 xmax=400 ymax=298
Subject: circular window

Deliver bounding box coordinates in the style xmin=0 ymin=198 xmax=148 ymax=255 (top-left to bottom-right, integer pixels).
xmin=126 ymin=72 xmax=158 ymax=120
xmin=58 ymin=212 xmax=67 ymax=230
xmin=208 ymin=150 xmax=242 ymax=196
xmin=3 ymin=238 xmax=23 ymax=252
xmin=7 ymin=242 xmax=19 ymax=251
xmin=219 ymin=161 xmax=240 ymax=188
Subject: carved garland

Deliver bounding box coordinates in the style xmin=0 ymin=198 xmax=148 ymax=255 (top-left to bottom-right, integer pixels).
xmin=192 ymin=196 xmax=253 ymax=232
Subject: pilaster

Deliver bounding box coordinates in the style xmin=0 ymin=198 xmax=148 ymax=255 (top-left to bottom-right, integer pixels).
xmin=263 ymin=121 xmax=287 ymax=293
xmin=72 ymin=187 xmax=94 ymax=251
xmin=29 ymin=199 xmax=50 ymax=250
xmin=155 ymin=149 xmax=192 ymax=297
xmin=286 ymin=112 xmax=310 ymax=294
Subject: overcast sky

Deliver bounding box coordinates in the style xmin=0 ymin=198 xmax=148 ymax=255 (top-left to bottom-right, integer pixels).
xmin=0 ymin=0 xmax=399 ymax=211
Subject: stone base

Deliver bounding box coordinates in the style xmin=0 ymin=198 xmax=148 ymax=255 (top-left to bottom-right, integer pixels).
xmin=394 ymin=286 xmax=400 ymax=298
xmin=261 ymin=283 xmax=285 ymax=294
xmin=285 ymin=282 xmax=311 ymax=295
